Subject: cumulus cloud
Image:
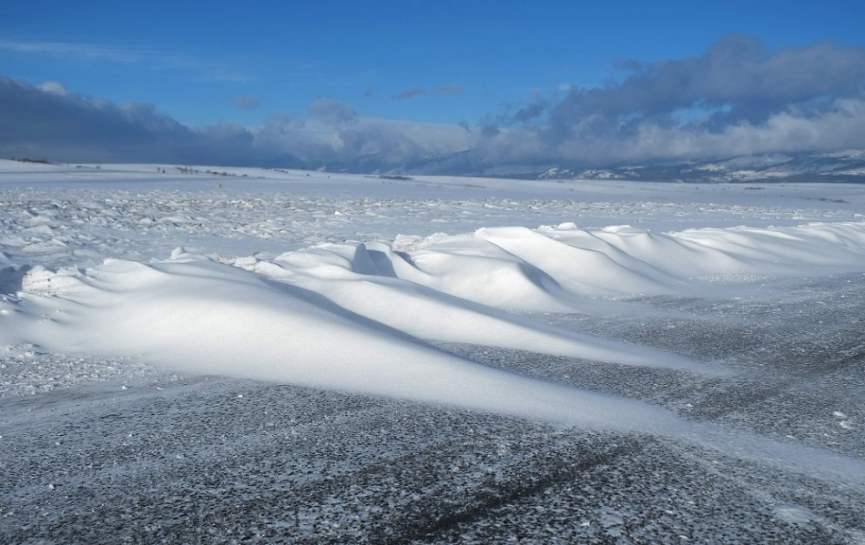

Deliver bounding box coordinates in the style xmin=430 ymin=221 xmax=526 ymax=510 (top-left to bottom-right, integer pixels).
xmin=38 ymin=81 xmax=68 ymax=96
xmin=589 ymin=35 xmax=862 ymax=118
xmin=393 ymin=88 xmax=425 ymax=100
xmin=232 ymin=96 xmax=260 ymax=110
xmin=462 ymin=34 xmax=865 ymax=165
xmin=0 ymin=77 xmax=473 ymax=169
xmin=546 ymin=97 xmax=865 ymax=163
xmin=308 ymin=97 xmax=358 ymax=125
xmin=538 ymin=34 xmax=865 ymax=146
xmin=3 ymin=35 xmax=865 ymax=171
xmin=0 ymin=77 xmax=254 ymax=164
xmin=255 ymin=110 xmax=476 ymax=169
xmin=512 ymin=100 xmax=549 ymax=124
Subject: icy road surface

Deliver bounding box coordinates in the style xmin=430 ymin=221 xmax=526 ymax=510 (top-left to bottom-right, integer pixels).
xmin=1 ymin=161 xmax=865 ymax=543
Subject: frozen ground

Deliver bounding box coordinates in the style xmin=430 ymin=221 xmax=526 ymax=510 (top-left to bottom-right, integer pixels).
xmin=1 ymin=161 xmax=865 ymax=543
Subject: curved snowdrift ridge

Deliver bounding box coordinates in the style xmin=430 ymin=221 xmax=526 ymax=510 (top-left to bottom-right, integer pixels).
xmin=242 ymin=242 xmax=699 ymax=371
xmin=2 ymin=256 xmax=681 ymax=432
xmin=392 ymin=221 xmax=865 ymax=305
xmin=2 ymin=221 xmax=864 ymax=429
xmin=241 ymin=221 xmax=865 ymax=314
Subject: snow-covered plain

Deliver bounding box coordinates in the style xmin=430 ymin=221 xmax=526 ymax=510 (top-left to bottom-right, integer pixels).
xmin=2 ymin=160 xmax=865 ymax=543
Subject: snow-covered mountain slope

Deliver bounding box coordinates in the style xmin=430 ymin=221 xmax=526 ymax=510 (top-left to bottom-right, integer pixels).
xmin=523 ymin=151 xmax=865 ymax=183
xmin=305 ymin=148 xmax=865 ymax=182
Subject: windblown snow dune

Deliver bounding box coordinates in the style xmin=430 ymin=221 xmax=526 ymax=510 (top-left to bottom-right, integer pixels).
xmin=1 ymin=255 xmax=681 ymax=431
xmin=231 ymin=243 xmax=700 ymax=370
xmin=2 ymin=219 xmax=865 ymax=428
xmin=234 ymin=221 xmax=865 ymax=316
xmin=398 ymin=222 xmax=865 ymax=303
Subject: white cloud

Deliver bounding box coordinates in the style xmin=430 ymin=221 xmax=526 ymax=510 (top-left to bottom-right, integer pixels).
xmin=38 ymin=81 xmax=67 ymax=96
xmin=546 ymin=96 xmax=865 ymax=163
xmin=3 ymin=32 xmax=865 ymax=173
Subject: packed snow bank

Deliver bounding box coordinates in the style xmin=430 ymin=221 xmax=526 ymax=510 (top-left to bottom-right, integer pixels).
xmin=0 ymin=255 xmax=680 ymax=431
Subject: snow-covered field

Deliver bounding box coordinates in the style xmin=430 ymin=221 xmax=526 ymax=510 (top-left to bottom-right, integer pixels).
xmin=2 ymin=160 xmax=865 ymax=543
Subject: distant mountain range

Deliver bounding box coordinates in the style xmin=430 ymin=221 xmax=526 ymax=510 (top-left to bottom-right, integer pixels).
xmin=299 ymin=149 xmax=865 ymax=183
xmin=529 ymin=150 xmax=865 ymax=184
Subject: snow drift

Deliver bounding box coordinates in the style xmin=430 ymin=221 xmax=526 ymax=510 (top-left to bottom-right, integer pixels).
xmin=3 ymin=220 xmax=865 ymax=429
xmin=2 ymin=255 xmax=681 ymax=431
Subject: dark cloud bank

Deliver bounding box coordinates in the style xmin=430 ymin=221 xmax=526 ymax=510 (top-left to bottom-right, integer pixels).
xmin=3 ymin=35 xmax=865 ymax=173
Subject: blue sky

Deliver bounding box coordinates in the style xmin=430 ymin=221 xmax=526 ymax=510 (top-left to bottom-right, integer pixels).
xmin=2 ymin=1 xmax=865 ymax=169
